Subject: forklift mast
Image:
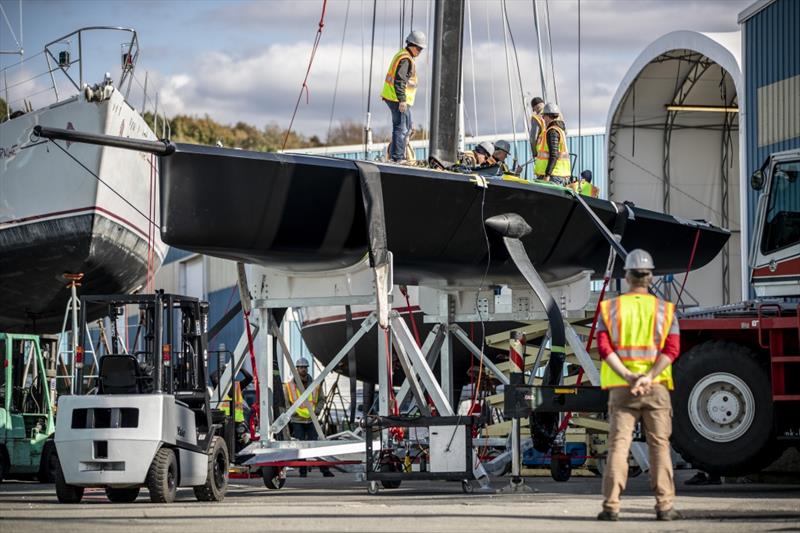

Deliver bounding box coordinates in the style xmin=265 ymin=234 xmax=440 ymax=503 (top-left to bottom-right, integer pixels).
xmin=75 ymin=292 xmax=210 ymax=398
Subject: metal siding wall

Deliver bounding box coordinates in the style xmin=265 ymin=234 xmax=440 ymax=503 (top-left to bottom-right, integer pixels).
xmin=206 ymin=286 xmax=242 ymax=354
xmin=745 ymin=0 xmax=800 ymax=236
xmin=308 ymin=132 xmax=606 ymax=193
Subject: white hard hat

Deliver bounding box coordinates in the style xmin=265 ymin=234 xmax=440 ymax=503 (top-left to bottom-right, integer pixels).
xmin=624 ymin=249 xmax=655 ymax=271
xmin=543 ymin=102 xmax=561 ymax=116
xmin=476 ymin=141 xmax=495 ymax=156
xmin=406 ymin=30 xmax=427 ymax=49
xmin=296 ymin=357 xmax=310 ymax=367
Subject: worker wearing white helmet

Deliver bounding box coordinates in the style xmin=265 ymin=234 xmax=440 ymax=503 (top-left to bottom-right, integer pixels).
xmin=533 ymin=102 xmax=571 ymax=183
xmin=458 ymin=141 xmax=494 ymax=169
xmin=595 ymin=249 xmax=681 ymax=522
xmin=285 ymin=357 xmax=333 ymax=477
xmin=382 ymin=30 xmax=427 ymax=162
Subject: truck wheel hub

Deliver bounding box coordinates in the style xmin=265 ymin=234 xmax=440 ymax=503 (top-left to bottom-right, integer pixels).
xmin=688 ymin=372 xmax=755 ymax=443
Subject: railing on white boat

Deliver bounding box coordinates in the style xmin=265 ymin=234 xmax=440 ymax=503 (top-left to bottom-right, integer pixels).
xmin=1 ymin=26 xmax=169 ymax=137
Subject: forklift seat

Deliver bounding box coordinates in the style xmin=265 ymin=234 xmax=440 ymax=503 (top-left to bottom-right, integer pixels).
xmin=98 ymin=355 xmax=141 ymax=394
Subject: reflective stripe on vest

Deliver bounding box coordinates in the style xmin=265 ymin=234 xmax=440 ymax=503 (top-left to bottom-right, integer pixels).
xmin=533 ymin=125 xmax=571 ymax=177
xmin=599 ymin=294 xmax=676 ymax=390
xmin=285 ymin=381 xmax=318 ymax=420
xmin=220 ymin=382 xmax=245 ymax=422
xmin=381 ymin=49 xmax=418 ymax=105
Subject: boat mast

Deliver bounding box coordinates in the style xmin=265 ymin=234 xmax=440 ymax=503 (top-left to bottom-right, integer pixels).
xmin=428 ymin=0 xmax=465 ymax=164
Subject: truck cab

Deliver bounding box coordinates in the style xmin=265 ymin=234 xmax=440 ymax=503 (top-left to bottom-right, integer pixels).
xmin=750 ymin=149 xmax=800 ymax=297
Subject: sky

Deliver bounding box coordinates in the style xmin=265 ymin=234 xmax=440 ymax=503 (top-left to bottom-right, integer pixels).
xmin=1 ymin=0 xmax=752 ymax=141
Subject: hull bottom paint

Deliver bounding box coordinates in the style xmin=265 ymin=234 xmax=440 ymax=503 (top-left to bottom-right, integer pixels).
xmin=0 ymin=214 xmax=152 ymax=332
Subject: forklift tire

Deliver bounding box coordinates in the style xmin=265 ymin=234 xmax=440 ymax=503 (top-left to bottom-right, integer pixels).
xmin=105 ymin=487 xmax=140 ymax=503
xmin=147 ymin=447 xmax=178 ymax=503
xmin=261 ymin=466 xmax=286 ymax=489
xmin=55 ymin=461 xmax=84 ymax=504
xmin=194 ymin=436 xmax=229 ymax=502
xmin=671 ymin=341 xmax=782 ymax=476
xmin=0 ymin=447 xmax=7 ymax=484
xmin=38 ymin=442 xmax=58 ymax=483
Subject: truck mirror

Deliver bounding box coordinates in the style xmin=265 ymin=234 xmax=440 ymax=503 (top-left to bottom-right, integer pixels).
xmin=751 ymin=170 xmax=765 ymax=190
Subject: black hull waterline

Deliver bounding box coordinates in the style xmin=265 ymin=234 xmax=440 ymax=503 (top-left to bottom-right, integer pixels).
xmin=159 ymin=144 xmax=729 ymax=285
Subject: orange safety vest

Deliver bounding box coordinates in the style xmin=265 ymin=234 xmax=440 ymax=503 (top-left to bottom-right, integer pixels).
xmin=381 ymin=49 xmax=418 ymax=105
xmin=534 ymin=124 xmax=571 ymax=177
xmin=285 ymin=380 xmax=319 ymax=420
xmin=599 ymin=293 xmax=676 ymax=390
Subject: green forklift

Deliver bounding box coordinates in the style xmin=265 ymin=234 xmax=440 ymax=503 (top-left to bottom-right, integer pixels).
xmin=0 ymin=333 xmax=58 ymax=483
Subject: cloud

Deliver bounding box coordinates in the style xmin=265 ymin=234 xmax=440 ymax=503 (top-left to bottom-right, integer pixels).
xmin=140 ymin=0 xmax=750 ymax=138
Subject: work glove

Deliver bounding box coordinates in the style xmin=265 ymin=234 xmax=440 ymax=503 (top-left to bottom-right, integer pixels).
xmin=398 ymin=101 xmax=408 ymax=113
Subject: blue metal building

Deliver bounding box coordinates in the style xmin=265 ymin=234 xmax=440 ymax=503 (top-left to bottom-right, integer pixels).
xmin=740 ymin=0 xmax=800 ymax=233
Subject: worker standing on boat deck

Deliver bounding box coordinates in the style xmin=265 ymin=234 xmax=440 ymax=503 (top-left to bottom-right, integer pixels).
xmin=533 ymin=103 xmax=571 ymax=184
xmin=458 ymin=141 xmax=494 ymax=169
xmin=382 ymin=31 xmax=426 ymax=162
xmin=529 ymin=96 xmax=545 ymax=153
xmin=285 ymin=357 xmax=334 ymax=478
xmin=595 ymin=249 xmax=681 ymax=522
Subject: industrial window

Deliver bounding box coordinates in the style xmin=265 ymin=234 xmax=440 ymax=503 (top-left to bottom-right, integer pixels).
xmin=761 ymin=161 xmax=800 ymax=255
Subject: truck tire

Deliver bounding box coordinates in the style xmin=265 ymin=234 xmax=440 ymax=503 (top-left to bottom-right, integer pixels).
xmin=194 ymin=436 xmax=229 ymax=502
xmin=672 ymin=340 xmax=781 ymax=476
xmin=55 ymin=460 xmax=84 ymax=503
xmin=105 ymin=487 xmax=140 ymax=503
xmin=38 ymin=441 xmax=58 ymax=483
xmin=147 ymin=447 xmax=178 ymax=503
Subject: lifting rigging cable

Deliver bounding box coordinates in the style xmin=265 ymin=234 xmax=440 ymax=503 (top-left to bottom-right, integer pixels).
xmin=363 ymin=0 xmax=377 ymax=158
xmin=466 ymin=0 xmax=479 ymax=137
xmin=325 ymin=0 xmax=351 ymax=152
xmin=282 ymin=0 xmax=329 ymax=151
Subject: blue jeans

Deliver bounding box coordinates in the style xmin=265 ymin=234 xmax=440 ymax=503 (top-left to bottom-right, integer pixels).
xmin=385 ymin=99 xmax=412 ymax=161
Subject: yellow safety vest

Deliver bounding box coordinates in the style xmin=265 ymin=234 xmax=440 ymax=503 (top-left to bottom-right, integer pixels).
xmin=534 ymin=125 xmax=571 ymax=177
xmin=285 ymin=381 xmax=319 ymax=420
xmin=580 ymin=180 xmax=599 ymax=198
xmin=381 ymin=49 xmax=418 ymax=105
xmin=599 ymin=293 xmax=676 ymax=390
xmin=531 ymin=114 xmax=546 ymax=144
xmin=220 ymin=382 xmax=245 ymax=423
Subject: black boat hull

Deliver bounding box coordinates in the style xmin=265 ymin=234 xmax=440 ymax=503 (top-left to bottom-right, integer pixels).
xmin=0 ymin=213 xmax=152 ymax=332
xmin=160 ymin=144 xmax=729 ymax=285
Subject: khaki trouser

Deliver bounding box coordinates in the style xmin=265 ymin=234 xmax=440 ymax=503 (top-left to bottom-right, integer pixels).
xmin=601 ymin=384 xmax=675 ymax=513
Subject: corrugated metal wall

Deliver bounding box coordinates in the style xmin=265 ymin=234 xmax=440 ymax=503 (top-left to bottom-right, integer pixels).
xmin=296 ymin=130 xmax=607 ymax=194
xmin=744 ymin=0 xmax=800 ymax=232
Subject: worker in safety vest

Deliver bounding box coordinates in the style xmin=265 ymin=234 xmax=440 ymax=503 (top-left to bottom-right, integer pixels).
xmin=533 ymin=102 xmax=571 ymax=184
xmin=529 ymin=96 xmax=545 ymax=154
xmin=458 ymin=141 xmax=494 ymax=169
xmin=285 ymin=357 xmax=333 ymax=477
xmin=491 ymin=139 xmax=513 ymax=173
xmin=596 ymin=249 xmax=682 ymax=522
xmin=571 ymin=169 xmax=599 ymax=198
xmin=382 ymin=30 xmax=426 ymax=162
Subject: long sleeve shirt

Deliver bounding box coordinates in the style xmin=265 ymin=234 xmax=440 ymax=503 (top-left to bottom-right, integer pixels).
xmin=545 ymin=120 xmax=567 ymax=176
xmin=394 ymin=57 xmax=413 ymax=103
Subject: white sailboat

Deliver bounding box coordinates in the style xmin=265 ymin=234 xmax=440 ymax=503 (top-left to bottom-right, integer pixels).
xmin=0 ymin=27 xmax=167 ymax=331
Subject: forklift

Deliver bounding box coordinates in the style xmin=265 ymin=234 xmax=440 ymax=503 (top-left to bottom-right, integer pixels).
xmin=54 ymin=292 xmax=233 ymax=503
xmin=0 ymin=333 xmax=57 ymax=483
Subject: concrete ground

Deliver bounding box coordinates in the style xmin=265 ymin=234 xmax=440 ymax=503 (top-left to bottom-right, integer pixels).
xmin=1 ymin=470 xmax=798 ymax=533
